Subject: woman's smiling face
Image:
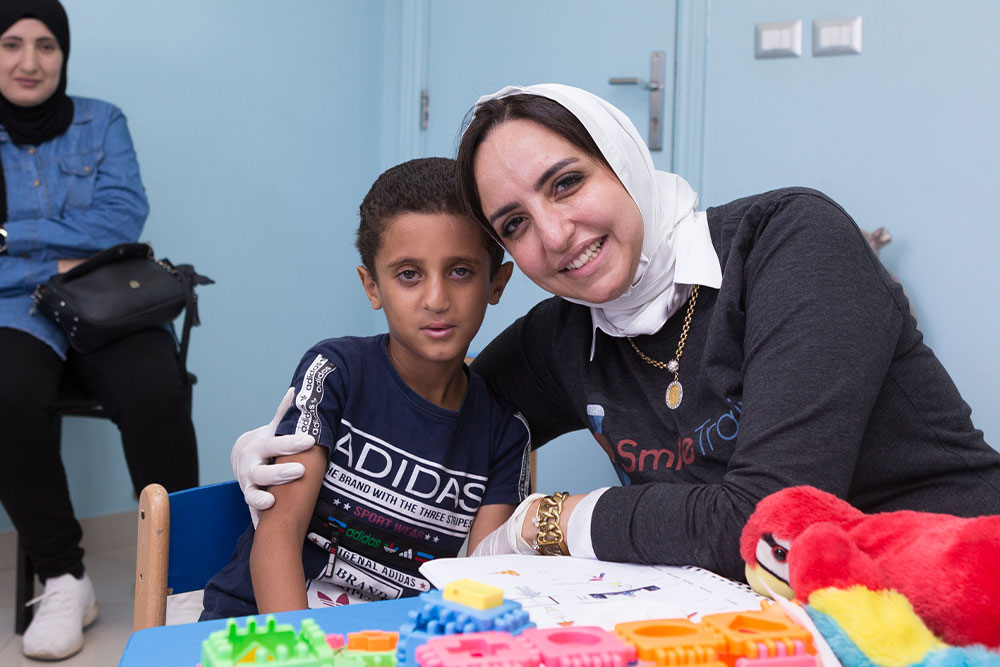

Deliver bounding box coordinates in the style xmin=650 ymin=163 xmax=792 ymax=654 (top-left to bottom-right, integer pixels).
xmin=473 ymin=118 xmax=643 ymax=304
xmin=0 ymin=18 xmax=63 ymax=108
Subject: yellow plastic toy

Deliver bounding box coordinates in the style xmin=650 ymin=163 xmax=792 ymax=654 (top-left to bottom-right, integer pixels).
xmin=442 ymin=579 xmax=504 ymax=610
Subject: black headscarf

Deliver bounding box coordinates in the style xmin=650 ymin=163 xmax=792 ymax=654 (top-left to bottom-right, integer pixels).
xmin=0 ymin=0 xmax=73 ymax=222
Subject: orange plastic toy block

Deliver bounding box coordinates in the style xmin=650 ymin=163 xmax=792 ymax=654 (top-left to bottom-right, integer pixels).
xmin=614 ymin=618 xmax=726 ymax=666
xmin=346 ymin=630 xmax=398 ymax=652
xmin=701 ymin=605 xmax=815 ymax=665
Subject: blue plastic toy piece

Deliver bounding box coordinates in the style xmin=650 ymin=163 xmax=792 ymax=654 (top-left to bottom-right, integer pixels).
xmin=395 ymin=590 xmax=534 ymax=667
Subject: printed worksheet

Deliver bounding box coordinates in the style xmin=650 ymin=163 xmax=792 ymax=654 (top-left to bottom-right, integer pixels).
xmin=420 ymin=555 xmax=765 ymax=628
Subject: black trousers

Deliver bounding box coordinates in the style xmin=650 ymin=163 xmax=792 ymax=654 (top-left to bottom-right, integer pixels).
xmin=0 ymin=327 xmax=199 ymax=580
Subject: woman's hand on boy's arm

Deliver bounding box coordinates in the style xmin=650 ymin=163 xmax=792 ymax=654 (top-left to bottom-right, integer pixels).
xmin=232 ymin=388 xmax=315 ymax=527
xmin=249 ymin=444 xmax=327 ymax=613
xmin=469 ymin=492 xmax=594 ymax=557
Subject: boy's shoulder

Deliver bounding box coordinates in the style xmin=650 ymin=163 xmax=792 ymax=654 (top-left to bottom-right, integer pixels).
xmin=299 ymin=333 xmax=387 ymax=363
xmin=289 ymin=334 xmax=390 ymax=389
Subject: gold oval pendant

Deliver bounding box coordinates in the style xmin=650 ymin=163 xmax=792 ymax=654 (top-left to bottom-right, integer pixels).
xmin=666 ymin=381 xmax=683 ymax=409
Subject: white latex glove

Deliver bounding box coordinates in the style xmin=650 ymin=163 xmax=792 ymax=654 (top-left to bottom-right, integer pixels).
xmin=470 ymin=493 xmax=546 ymax=557
xmin=231 ymin=387 xmax=315 ymax=527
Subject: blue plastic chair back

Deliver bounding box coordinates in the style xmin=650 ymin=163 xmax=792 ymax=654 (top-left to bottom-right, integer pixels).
xmin=166 ymin=480 xmax=250 ymax=594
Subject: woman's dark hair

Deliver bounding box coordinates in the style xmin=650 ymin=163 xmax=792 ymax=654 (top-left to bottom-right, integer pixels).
xmin=455 ymin=94 xmax=611 ymax=241
xmin=357 ymin=157 xmax=504 ymax=278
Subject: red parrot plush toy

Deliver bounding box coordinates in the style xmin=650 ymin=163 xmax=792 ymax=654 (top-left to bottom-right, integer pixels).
xmin=740 ymin=485 xmax=1000 ymax=648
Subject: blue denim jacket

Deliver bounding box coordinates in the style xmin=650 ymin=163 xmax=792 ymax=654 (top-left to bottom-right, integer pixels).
xmin=0 ymin=96 xmax=149 ymax=358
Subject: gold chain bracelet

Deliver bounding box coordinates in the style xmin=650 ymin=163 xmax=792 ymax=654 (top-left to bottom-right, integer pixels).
xmin=531 ymin=491 xmax=569 ymax=556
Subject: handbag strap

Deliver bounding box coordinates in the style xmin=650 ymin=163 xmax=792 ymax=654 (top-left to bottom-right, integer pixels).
xmin=168 ymin=262 xmax=214 ymax=378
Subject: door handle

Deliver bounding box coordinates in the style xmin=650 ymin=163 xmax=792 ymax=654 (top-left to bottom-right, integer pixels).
xmin=610 ymin=51 xmax=666 ymax=150
xmin=608 ymin=77 xmax=661 ymax=91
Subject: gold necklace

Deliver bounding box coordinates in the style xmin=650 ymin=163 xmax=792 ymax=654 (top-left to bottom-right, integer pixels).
xmin=627 ymin=285 xmax=700 ymax=410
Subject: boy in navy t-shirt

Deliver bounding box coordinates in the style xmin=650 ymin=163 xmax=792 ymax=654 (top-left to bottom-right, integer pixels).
xmin=201 ymin=158 xmax=530 ymax=618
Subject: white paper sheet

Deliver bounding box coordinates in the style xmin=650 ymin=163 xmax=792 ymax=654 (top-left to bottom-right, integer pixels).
xmin=420 ymin=554 xmax=765 ymax=629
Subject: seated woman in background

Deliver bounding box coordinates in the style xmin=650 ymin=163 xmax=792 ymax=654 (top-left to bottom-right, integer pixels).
xmin=0 ymin=0 xmax=197 ymax=660
xmin=235 ymin=83 xmax=1000 ymax=585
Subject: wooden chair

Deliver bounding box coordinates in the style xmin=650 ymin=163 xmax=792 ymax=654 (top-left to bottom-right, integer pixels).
xmin=133 ymin=480 xmax=250 ymax=631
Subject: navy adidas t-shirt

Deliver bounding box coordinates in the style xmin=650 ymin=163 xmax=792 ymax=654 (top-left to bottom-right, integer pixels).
xmin=201 ymin=335 xmax=530 ymax=618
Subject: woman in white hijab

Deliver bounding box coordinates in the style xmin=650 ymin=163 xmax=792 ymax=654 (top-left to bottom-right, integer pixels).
xmin=235 ymin=84 xmax=1000 ymax=581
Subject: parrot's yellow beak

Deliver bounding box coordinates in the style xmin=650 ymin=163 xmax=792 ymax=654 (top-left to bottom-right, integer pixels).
xmin=745 ymin=563 xmax=794 ymax=600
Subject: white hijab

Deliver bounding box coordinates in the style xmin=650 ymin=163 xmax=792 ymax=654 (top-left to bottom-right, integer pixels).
xmin=473 ymin=83 xmax=721 ymax=342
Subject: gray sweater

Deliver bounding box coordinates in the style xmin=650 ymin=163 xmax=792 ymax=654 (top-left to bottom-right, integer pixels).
xmin=472 ymin=187 xmax=1000 ymax=580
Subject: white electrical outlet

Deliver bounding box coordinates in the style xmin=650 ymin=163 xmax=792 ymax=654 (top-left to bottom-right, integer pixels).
xmin=755 ymin=20 xmax=802 ymax=59
xmin=813 ymin=16 xmax=862 ymax=56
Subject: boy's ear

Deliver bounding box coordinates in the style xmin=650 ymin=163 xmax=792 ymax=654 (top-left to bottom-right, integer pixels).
xmin=488 ymin=261 xmax=514 ymax=305
xmin=357 ymin=266 xmax=382 ymax=310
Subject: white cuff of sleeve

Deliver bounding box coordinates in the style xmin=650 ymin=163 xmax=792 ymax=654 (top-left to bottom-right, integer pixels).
xmin=512 ymin=493 xmax=546 ymax=555
xmin=565 ymin=487 xmax=610 ymax=559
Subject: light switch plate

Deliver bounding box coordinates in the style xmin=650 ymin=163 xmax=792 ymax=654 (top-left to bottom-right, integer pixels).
xmin=755 ymin=20 xmax=802 ymax=59
xmin=813 ymin=16 xmax=862 ymax=56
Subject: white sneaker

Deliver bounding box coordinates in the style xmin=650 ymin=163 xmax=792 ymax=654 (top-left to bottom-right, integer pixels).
xmin=22 ymin=572 xmax=100 ymax=661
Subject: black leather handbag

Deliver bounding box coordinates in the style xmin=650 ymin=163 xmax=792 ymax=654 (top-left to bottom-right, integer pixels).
xmin=32 ymin=242 xmax=213 ymax=354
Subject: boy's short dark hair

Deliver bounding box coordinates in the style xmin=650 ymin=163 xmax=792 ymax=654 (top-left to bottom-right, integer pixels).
xmin=357 ymin=157 xmax=505 ymax=278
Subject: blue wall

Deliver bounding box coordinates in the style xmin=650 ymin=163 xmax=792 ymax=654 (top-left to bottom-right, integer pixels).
xmin=0 ymin=0 xmax=388 ymax=531
xmin=3 ymin=0 xmax=998 ymax=532
xmin=701 ymin=0 xmax=1000 ymax=451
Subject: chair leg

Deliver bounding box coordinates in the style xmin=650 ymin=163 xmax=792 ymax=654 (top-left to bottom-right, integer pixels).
xmin=15 ymin=535 xmax=35 ymax=635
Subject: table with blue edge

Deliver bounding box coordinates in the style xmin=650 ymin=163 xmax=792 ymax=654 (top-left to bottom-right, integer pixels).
xmin=119 ymin=597 xmax=424 ymax=667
